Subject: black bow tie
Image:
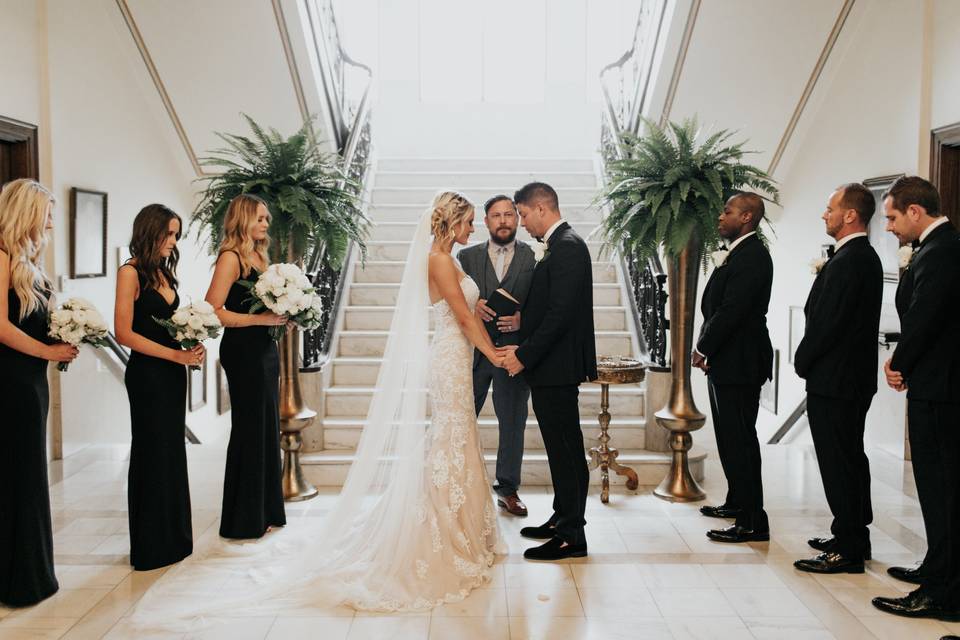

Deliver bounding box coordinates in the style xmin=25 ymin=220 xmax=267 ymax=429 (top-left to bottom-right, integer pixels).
xmin=534 ymin=237 xmax=544 ymax=243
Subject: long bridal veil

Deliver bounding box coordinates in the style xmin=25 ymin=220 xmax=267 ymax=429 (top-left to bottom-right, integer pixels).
xmin=132 ymin=212 xmax=437 ymax=628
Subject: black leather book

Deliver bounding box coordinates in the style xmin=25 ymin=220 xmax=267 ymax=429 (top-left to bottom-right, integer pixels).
xmin=487 ymin=288 xmax=520 ymax=317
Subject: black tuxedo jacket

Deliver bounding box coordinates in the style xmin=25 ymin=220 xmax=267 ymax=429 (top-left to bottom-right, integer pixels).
xmin=794 ymin=236 xmax=883 ymax=400
xmin=516 ymin=222 xmax=598 ymax=387
xmin=891 ymin=221 xmax=960 ymax=403
xmin=696 ymin=233 xmax=774 ymax=386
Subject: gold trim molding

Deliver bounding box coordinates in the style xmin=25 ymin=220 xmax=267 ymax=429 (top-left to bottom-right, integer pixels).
xmin=659 ymin=0 xmax=701 ymax=127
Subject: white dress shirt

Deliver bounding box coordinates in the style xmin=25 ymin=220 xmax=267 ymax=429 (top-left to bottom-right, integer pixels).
xmin=835 ymin=231 xmax=868 ymax=250
xmin=542 ymin=219 xmax=566 ymax=245
xmin=919 ymin=215 xmax=950 ymax=244
xmin=727 ymin=230 xmax=757 ymax=251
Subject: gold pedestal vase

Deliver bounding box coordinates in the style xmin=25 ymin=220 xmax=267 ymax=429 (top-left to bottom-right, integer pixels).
xmin=279 ymin=325 xmax=318 ymax=501
xmin=654 ymin=235 xmax=707 ymax=502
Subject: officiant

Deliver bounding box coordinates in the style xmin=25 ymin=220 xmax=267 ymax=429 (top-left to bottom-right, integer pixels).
xmin=457 ymin=195 xmax=536 ymax=517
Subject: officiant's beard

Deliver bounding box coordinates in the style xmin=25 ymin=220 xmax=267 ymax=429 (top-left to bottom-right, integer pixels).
xmin=490 ymin=228 xmax=517 ymax=246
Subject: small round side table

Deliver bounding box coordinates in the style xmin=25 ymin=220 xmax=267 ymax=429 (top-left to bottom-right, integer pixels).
xmin=590 ymin=356 xmax=646 ymax=503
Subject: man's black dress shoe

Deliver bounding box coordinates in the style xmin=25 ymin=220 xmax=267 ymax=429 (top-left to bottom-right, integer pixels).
xmin=940 ymin=635 xmax=960 ymax=639
xmin=807 ymin=536 xmax=872 ymax=560
xmin=700 ymin=504 xmax=741 ymax=519
xmin=887 ymin=564 xmax=925 ymax=585
xmin=523 ymin=536 xmax=588 ymax=561
xmin=794 ymin=552 xmax=865 ymax=574
xmin=706 ymin=525 xmax=769 ymax=543
xmin=520 ymin=522 xmax=556 ymax=540
xmin=871 ymin=590 xmax=960 ymax=620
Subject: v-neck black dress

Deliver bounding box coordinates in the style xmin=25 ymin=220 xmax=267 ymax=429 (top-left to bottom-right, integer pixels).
xmin=0 ymin=290 xmax=58 ymax=607
xmin=218 ymin=261 xmax=285 ymax=539
xmin=123 ymin=268 xmax=192 ymax=570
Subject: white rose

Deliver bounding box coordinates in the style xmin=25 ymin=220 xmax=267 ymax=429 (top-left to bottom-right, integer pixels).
xmin=65 ymin=329 xmax=85 ymax=345
xmin=175 ymin=331 xmax=186 ymax=342
xmin=192 ymin=300 xmax=214 ymax=315
xmin=187 ymin=315 xmax=204 ymax=330
xmin=533 ymin=243 xmax=546 ymax=262
xmin=711 ymin=249 xmax=729 ymax=268
xmin=52 ymin=309 xmax=72 ymax=325
xmin=898 ymin=246 xmax=915 ymax=269
xmin=71 ymin=309 xmax=88 ymax=325
xmin=172 ymin=310 xmax=189 ymax=325
xmin=278 ymin=263 xmax=299 ymax=279
xmin=204 ymin=314 xmax=221 ymax=327
xmin=809 ymin=257 xmax=827 ymax=275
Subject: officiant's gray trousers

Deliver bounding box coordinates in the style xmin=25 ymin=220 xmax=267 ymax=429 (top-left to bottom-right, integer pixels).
xmin=473 ymin=356 xmax=529 ymax=496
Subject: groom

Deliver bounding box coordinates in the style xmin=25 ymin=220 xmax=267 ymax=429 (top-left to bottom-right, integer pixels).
xmin=501 ymin=182 xmax=597 ymax=561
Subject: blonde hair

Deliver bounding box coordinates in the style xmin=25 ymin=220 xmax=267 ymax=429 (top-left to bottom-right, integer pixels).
xmin=219 ymin=194 xmax=271 ymax=276
xmin=430 ymin=191 xmax=474 ymax=245
xmin=0 ymin=179 xmax=54 ymax=321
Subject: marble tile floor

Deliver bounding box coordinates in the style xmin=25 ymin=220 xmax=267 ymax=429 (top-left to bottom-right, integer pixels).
xmin=1 ymin=441 xmax=955 ymax=640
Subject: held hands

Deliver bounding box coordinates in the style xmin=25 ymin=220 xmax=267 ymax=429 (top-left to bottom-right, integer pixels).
xmin=498 ymin=345 xmax=524 ymax=376
xmin=691 ymin=350 xmax=709 ymax=373
xmin=175 ymin=344 xmax=206 ymax=367
xmin=884 ymin=358 xmax=906 ymax=392
xmin=47 ymin=342 xmax=79 ymax=363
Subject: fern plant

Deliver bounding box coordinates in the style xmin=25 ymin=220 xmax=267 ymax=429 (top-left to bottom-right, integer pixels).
xmin=599 ymin=117 xmax=778 ymax=264
xmin=192 ymin=114 xmax=368 ymax=270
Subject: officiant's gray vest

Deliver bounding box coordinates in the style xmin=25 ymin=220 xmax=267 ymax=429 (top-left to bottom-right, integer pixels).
xmin=457 ymin=240 xmax=536 ymax=350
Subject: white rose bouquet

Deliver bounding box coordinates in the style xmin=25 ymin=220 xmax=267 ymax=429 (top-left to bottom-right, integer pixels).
xmin=154 ymin=301 xmax=223 ymax=370
xmin=48 ymin=298 xmax=110 ymax=371
xmin=241 ymin=263 xmax=324 ymax=339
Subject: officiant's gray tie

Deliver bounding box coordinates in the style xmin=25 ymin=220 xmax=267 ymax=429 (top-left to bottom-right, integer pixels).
xmin=494 ymin=246 xmax=507 ymax=281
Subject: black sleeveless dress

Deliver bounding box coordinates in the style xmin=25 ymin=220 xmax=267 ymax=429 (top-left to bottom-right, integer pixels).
xmin=219 ymin=261 xmax=285 ymax=538
xmin=123 ymin=268 xmax=192 ymax=570
xmin=0 ymin=290 xmax=58 ymax=607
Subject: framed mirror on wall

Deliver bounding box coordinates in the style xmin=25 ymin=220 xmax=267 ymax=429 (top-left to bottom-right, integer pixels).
xmin=70 ymin=187 xmax=108 ymax=278
xmin=863 ymin=174 xmax=904 ymax=283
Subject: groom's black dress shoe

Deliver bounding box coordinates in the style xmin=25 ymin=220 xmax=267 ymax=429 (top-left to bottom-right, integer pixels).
xmin=520 ymin=522 xmax=556 ymax=540
xmin=523 ymin=536 xmax=587 ymax=561
xmin=887 ymin=564 xmax=925 ymax=585
xmin=700 ymin=504 xmax=741 ymax=519
xmin=807 ymin=536 xmax=872 ymax=560
xmin=706 ymin=525 xmax=769 ymax=543
xmin=794 ymin=552 xmax=864 ymax=574
xmin=871 ymin=589 xmax=960 ymax=620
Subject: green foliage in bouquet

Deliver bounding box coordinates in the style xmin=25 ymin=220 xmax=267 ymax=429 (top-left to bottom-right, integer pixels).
xmin=192 ymin=114 xmax=368 ymax=270
xmin=598 ymin=117 xmax=779 ymax=264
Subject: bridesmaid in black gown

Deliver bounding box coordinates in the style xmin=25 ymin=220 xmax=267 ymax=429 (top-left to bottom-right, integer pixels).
xmin=0 ymin=179 xmax=77 ymax=606
xmin=205 ymin=194 xmax=287 ymax=539
xmin=115 ymin=205 xmax=202 ymax=571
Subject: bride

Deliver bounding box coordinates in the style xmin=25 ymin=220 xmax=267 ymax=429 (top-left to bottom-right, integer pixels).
xmin=131 ymin=191 xmax=507 ymax=627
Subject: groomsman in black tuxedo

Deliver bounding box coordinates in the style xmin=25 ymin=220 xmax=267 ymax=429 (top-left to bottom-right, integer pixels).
xmin=872 ymin=176 xmax=960 ymax=621
xmin=457 ymin=195 xmax=536 ymax=517
xmin=693 ymin=192 xmax=773 ymax=543
xmin=793 ymin=183 xmax=883 ymax=574
xmin=501 ymin=182 xmax=597 ymax=561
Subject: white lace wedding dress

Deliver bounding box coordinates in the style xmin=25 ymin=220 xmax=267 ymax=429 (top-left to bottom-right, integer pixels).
xmin=130 ymin=215 xmax=503 ymax=631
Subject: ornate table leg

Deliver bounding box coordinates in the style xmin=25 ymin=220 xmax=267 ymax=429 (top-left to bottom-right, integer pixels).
xmin=589 ymin=383 xmax=639 ymax=503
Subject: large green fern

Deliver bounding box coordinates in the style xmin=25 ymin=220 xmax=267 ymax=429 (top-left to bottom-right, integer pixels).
xmin=192 ymin=114 xmax=368 ymax=270
xmin=599 ymin=117 xmax=778 ymax=264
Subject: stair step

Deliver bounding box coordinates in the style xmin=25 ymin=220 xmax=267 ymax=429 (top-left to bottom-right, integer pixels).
xmin=336 ymin=330 xmax=633 ymax=359
xmin=369 ymin=220 xmax=599 ymax=242
xmin=374 ymin=171 xmax=597 ymax=188
xmin=376 ymin=157 xmax=595 ymax=173
xmin=368 ymin=204 xmax=601 ymax=223
xmin=320 ymin=417 xmax=647 ymax=451
xmin=364 ymin=240 xmax=609 ymax=261
xmin=348 ymin=282 xmax=624 ymax=307
xmin=352 ymin=261 xmax=618 ymax=284
xmin=301 ymin=448 xmax=706 ymax=487
xmin=371 ymin=187 xmax=598 ymax=206
xmin=341 ymin=305 xmax=627 ymax=332
xmin=324 ymin=384 xmax=644 ymax=418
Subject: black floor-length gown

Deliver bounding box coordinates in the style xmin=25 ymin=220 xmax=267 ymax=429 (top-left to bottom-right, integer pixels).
xmin=219 ymin=259 xmax=285 ymax=538
xmin=0 ymin=291 xmax=58 ymax=606
xmin=124 ymin=272 xmax=193 ymax=570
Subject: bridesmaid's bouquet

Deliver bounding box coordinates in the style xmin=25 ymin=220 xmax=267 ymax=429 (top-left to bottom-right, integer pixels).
xmin=48 ymin=298 xmax=109 ymax=371
xmin=154 ymin=301 xmax=223 ymax=370
xmin=242 ymin=263 xmax=324 ymax=339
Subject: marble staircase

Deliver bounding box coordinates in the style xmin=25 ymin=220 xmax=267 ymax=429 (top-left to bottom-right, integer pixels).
xmin=301 ymin=158 xmax=704 ymax=487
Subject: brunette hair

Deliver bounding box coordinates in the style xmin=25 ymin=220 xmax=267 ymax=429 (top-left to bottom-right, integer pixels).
xmin=882 ymin=176 xmax=941 ymax=217
xmin=128 ymin=204 xmax=182 ymax=292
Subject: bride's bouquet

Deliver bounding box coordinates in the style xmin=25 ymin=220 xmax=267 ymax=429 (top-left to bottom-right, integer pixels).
xmin=154 ymin=300 xmax=223 ymax=369
xmin=48 ymin=298 xmax=110 ymax=371
xmin=241 ymin=263 xmax=324 ymax=339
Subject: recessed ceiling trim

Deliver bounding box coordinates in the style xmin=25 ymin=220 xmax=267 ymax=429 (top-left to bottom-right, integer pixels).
xmin=659 ymin=0 xmax=701 ymax=127
xmin=767 ymin=0 xmax=856 ymax=175
xmin=114 ymin=0 xmax=208 ymax=177
xmin=272 ymin=0 xmax=311 ymax=124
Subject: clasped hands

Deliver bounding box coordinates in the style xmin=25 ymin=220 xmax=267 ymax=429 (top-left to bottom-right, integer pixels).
xmin=691 ymin=350 xmax=709 ymax=373
xmin=883 ymin=358 xmax=906 ymax=392
xmin=492 ymin=345 xmax=524 ymax=376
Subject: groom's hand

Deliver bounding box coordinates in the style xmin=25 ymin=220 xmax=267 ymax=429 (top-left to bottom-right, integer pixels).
xmin=476 ymin=299 xmax=496 ymax=322
xmin=501 ymin=345 xmax=524 ymax=376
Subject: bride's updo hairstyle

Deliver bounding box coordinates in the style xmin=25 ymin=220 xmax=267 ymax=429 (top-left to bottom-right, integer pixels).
xmin=429 ymin=191 xmax=474 ymax=244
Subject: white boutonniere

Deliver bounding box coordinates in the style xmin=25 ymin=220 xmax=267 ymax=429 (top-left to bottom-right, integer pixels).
xmin=809 ymin=257 xmax=827 ymax=274
xmin=898 ymin=245 xmax=916 ymax=269
xmin=710 ymin=249 xmax=729 ymax=268
xmin=533 ymin=242 xmax=549 ymax=263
